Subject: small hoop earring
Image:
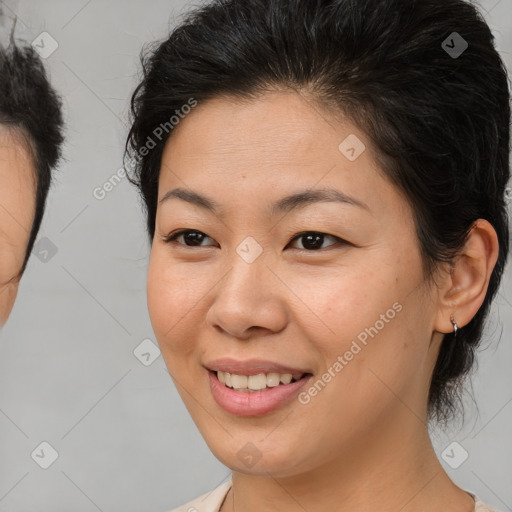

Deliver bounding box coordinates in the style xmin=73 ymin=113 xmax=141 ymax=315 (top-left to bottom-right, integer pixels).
xmin=450 ymin=314 xmax=458 ymax=335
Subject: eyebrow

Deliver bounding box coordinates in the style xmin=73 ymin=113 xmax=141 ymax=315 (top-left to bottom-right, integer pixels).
xmin=159 ymin=187 xmax=371 ymax=216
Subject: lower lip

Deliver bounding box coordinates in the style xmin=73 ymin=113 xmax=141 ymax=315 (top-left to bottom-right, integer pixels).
xmin=208 ymin=370 xmax=312 ymax=416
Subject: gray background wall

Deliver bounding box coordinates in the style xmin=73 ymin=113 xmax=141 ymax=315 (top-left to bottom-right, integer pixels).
xmin=0 ymin=1 xmax=510 ymax=511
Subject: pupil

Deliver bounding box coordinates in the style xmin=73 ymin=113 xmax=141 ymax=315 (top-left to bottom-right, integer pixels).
xmin=185 ymin=231 xmax=204 ymax=245
xmin=303 ymin=233 xmax=323 ymax=250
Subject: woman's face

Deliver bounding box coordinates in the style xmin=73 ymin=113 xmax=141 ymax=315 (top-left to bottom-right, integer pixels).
xmin=148 ymin=91 xmax=444 ymax=476
xmin=0 ymin=131 xmax=36 ymax=326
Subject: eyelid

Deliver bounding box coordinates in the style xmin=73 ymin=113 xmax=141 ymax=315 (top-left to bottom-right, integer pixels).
xmin=161 ymin=229 xmax=217 ymax=246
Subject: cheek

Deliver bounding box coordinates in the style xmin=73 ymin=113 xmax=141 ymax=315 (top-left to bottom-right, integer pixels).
xmin=290 ymin=253 xmax=427 ymax=393
xmin=284 ymin=261 xmax=402 ymax=348
xmin=0 ymin=234 xmax=26 ymax=325
xmin=147 ymin=249 xmax=209 ymax=359
xmin=0 ymin=281 xmax=19 ymax=326
xmin=0 ymin=224 xmax=31 ymax=280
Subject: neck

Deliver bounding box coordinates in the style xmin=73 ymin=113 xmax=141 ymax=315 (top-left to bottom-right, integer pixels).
xmin=221 ymin=409 xmax=475 ymax=512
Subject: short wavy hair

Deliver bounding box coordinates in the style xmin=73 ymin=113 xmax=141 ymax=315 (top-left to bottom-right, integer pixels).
xmin=125 ymin=0 xmax=511 ymax=423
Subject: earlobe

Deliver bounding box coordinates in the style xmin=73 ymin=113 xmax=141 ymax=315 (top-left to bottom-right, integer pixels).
xmin=434 ymin=219 xmax=499 ymax=334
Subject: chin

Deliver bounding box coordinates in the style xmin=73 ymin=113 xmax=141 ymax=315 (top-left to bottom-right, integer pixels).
xmin=203 ymin=432 xmax=305 ymax=477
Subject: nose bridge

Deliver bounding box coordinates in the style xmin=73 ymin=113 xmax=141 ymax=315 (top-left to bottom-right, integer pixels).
xmin=223 ymin=235 xmax=269 ymax=299
xmin=206 ymin=236 xmax=287 ymax=338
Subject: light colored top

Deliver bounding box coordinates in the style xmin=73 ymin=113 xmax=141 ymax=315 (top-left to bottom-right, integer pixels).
xmin=168 ymin=478 xmax=499 ymax=512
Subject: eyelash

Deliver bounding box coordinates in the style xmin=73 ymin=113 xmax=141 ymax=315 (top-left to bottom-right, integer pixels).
xmin=161 ymin=229 xmax=347 ymax=252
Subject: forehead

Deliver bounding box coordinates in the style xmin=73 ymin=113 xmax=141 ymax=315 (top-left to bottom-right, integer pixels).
xmin=0 ymin=127 xmax=36 ymax=176
xmin=164 ymin=91 xmax=345 ymax=164
xmin=158 ymin=91 xmax=404 ymax=219
xmin=0 ymin=127 xmax=35 ymax=165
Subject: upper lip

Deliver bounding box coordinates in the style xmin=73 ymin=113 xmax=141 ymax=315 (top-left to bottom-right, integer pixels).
xmin=204 ymin=358 xmax=311 ymax=376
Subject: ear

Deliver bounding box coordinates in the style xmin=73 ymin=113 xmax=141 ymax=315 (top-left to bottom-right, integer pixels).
xmin=434 ymin=219 xmax=500 ymax=334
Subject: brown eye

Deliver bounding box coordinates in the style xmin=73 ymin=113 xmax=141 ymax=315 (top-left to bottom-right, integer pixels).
xmin=288 ymin=231 xmax=344 ymax=251
xmin=164 ymin=229 xmax=217 ymax=247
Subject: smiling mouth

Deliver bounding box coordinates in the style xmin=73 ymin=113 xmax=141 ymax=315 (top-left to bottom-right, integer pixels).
xmin=213 ymin=370 xmax=310 ymax=392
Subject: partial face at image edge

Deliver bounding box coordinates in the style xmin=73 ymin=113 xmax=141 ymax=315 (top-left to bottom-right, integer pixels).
xmin=0 ymin=129 xmax=37 ymax=327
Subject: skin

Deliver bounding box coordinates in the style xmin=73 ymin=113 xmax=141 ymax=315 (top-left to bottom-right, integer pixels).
xmin=147 ymin=91 xmax=499 ymax=512
xmin=0 ymin=129 xmax=36 ymax=326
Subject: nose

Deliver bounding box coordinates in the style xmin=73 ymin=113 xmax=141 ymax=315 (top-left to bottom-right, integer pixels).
xmin=205 ymin=249 xmax=288 ymax=340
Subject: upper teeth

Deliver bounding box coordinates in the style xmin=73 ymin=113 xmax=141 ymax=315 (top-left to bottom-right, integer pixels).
xmin=217 ymin=371 xmax=304 ymax=391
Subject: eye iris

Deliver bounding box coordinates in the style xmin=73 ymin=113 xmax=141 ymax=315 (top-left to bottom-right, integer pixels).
xmin=302 ymin=233 xmax=324 ymax=250
xmin=184 ymin=231 xmax=205 ymax=246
